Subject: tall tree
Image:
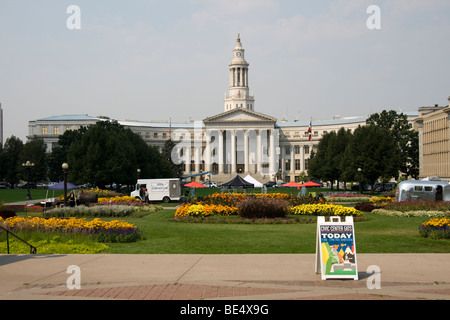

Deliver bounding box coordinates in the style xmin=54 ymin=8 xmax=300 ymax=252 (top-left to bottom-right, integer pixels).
xmin=308 ymin=128 xmax=352 ymax=189
xmin=47 ymin=127 xmax=87 ymax=182
xmin=67 ymin=121 xmax=175 ymax=188
xmin=68 ymin=121 xmax=135 ymax=188
xmin=342 ymin=125 xmax=401 ymax=188
xmin=19 ymin=137 xmax=48 ymax=182
xmin=162 ymin=139 xmax=184 ymax=178
xmin=366 ymin=110 xmax=419 ymax=179
xmin=0 ymin=136 xmax=24 ymax=188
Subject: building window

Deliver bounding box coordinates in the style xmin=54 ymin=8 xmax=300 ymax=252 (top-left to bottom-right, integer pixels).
xmin=154 ymin=133 xmax=158 ymax=139
xmin=53 ymin=127 xmax=59 ymax=135
xmin=285 ymin=159 xmax=291 ymax=171
xmin=294 ymin=146 xmax=300 ymax=154
xmin=163 ymin=133 xmax=167 ymax=139
xmin=304 ymin=146 xmax=310 ymax=154
xmin=295 ymin=159 xmax=301 ymax=171
xmin=42 ymin=127 xmax=48 ymax=135
xmin=285 ymin=147 xmax=291 ymax=155
xmin=65 ymin=126 xmax=71 ymax=132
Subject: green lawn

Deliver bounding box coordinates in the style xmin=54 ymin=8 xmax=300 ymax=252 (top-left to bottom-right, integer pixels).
xmin=0 ymin=188 xmax=64 ymax=203
xmin=2 ymin=187 xmax=449 ymax=254
xmin=102 ymin=210 xmax=450 ymax=254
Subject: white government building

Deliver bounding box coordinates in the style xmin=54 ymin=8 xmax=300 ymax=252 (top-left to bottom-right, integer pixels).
xmin=28 ymin=35 xmax=419 ymax=183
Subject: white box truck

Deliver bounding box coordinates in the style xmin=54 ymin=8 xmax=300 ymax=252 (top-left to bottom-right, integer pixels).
xmin=131 ymin=179 xmax=182 ymax=203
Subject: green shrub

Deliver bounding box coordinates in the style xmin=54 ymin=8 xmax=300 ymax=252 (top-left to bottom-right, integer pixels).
xmin=0 ymin=234 xmax=109 ymax=254
xmin=354 ymin=202 xmax=382 ymax=212
xmin=237 ymin=198 xmax=289 ymax=219
xmin=0 ymin=210 xmax=16 ymax=219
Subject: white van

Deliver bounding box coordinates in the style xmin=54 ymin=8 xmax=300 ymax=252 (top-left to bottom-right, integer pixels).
xmin=395 ymin=179 xmax=450 ymax=202
xmin=131 ymin=179 xmax=182 ymax=203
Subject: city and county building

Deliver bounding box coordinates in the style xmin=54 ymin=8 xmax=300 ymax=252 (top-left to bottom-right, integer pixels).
xmin=27 ymin=35 xmax=419 ymax=184
xmin=416 ymin=102 xmax=450 ymax=182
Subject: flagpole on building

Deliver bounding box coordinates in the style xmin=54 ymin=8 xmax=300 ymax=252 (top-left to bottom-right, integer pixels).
xmin=308 ymin=117 xmax=312 ymax=141
xmin=169 ymin=117 xmax=172 ymax=141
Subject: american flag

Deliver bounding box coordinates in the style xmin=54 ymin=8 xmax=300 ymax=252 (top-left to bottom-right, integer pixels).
xmin=308 ymin=120 xmax=312 ymax=141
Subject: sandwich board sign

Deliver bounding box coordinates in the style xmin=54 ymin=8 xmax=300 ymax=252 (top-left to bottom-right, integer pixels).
xmin=315 ymin=216 xmax=358 ymax=280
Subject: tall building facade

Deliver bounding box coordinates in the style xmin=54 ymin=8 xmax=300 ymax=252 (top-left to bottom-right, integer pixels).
xmin=416 ymin=102 xmax=450 ymax=181
xmin=28 ymin=35 xmax=419 ymax=183
xmin=0 ymin=103 xmax=3 ymax=148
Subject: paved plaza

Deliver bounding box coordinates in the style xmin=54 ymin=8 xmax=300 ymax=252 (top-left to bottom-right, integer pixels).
xmin=1 ymin=253 xmax=449 ymax=301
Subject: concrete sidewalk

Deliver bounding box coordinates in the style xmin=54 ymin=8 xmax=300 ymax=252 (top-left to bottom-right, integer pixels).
xmin=0 ymin=254 xmax=449 ymax=300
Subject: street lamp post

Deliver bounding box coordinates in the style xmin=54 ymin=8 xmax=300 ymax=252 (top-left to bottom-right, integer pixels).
xmin=62 ymin=163 xmax=69 ymax=207
xmin=22 ymin=161 xmax=35 ymax=200
xmin=358 ymin=168 xmax=362 ymax=194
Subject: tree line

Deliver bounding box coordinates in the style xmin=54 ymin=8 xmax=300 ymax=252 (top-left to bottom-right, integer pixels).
xmin=307 ymin=110 xmax=419 ymax=190
xmin=0 ymin=121 xmax=182 ymax=189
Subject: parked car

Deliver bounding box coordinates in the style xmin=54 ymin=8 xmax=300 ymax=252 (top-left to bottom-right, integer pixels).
xmin=351 ymin=182 xmax=372 ymax=192
xmin=0 ymin=181 xmax=10 ymax=189
xmin=373 ymin=182 xmax=397 ymax=192
xmin=264 ymin=181 xmax=276 ymax=188
xmin=18 ymin=182 xmax=37 ymax=189
xmin=203 ymin=181 xmax=218 ymax=188
xmin=36 ymin=182 xmax=48 ymax=189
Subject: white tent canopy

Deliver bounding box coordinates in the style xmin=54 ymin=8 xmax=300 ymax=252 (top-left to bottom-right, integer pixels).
xmin=243 ymin=175 xmax=263 ymax=188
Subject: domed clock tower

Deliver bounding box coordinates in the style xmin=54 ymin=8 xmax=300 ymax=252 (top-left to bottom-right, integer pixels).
xmin=224 ymin=34 xmax=255 ymax=112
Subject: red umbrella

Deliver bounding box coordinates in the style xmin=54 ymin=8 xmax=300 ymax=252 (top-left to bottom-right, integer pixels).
xmin=282 ymin=181 xmax=303 ymax=188
xmin=184 ymin=181 xmax=207 ymax=188
xmin=299 ymin=181 xmax=322 ymax=187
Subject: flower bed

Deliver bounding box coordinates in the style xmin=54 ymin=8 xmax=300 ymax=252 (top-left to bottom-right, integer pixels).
xmin=290 ymin=203 xmax=362 ymax=217
xmin=177 ymin=192 xmax=317 ymax=219
xmin=371 ymin=209 xmax=447 ymax=218
xmin=192 ymin=192 xmax=319 ymax=206
xmin=44 ymin=204 xmax=162 ymax=218
xmin=175 ymin=204 xmax=238 ymax=218
xmin=382 ymin=201 xmax=450 ymax=213
xmin=176 ymin=202 xmax=362 ymax=219
xmin=370 ymin=201 xmax=450 ymax=217
xmin=325 ymin=193 xmax=371 ymax=202
xmin=370 ymin=196 xmax=395 ymax=204
xmin=80 ymin=188 xmax=123 ymax=198
xmin=419 ymin=218 xmax=450 ymax=239
xmin=97 ymin=196 xmax=137 ymax=203
xmin=0 ymin=216 xmax=141 ymax=243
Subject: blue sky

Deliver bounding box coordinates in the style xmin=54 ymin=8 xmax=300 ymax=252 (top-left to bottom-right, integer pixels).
xmin=1 ymin=0 xmax=450 ymax=142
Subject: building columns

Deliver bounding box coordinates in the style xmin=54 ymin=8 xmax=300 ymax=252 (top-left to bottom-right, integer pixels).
xmin=244 ymin=130 xmax=249 ymax=173
xmin=231 ymin=130 xmax=237 ymax=173
xmin=218 ymin=130 xmax=224 ymax=174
